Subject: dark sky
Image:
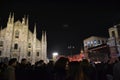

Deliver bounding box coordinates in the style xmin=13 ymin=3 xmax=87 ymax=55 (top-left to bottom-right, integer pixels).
xmin=0 ymin=0 xmax=120 ymax=58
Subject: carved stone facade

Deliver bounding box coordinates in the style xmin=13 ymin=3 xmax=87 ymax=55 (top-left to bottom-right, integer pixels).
xmin=0 ymin=13 xmax=47 ymax=64
xmin=107 ymin=25 xmax=120 ymax=58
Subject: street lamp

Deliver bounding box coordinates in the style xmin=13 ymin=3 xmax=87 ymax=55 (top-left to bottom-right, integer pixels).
xmin=52 ymin=52 xmax=59 ymax=61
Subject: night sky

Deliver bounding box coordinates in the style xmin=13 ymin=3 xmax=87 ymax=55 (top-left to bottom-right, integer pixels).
xmin=0 ymin=0 xmax=120 ymax=58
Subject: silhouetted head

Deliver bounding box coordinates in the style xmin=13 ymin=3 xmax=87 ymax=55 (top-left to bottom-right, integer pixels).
xmin=54 ymin=57 xmax=69 ymax=71
xmin=21 ymin=58 xmax=27 ymax=64
xmin=9 ymin=58 xmax=17 ymax=67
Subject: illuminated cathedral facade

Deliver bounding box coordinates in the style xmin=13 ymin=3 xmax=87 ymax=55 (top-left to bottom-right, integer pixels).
xmin=0 ymin=13 xmax=47 ymax=64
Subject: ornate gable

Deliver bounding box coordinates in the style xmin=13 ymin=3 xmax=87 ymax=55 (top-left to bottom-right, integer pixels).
xmin=14 ymin=20 xmax=22 ymax=28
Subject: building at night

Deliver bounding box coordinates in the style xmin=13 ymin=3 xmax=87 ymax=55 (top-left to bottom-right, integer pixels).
xmin=0 ymin=13 xmax=47 ymax=64
xmin=107 ymin=24 xmax=120 ymax=59
xmin=83 ymin=36 xmax=108 ymax=62
xmin=87 ymin=44 xmax=110 ymax=62
xmin=84 ymin=36 xmax=108 ymax=49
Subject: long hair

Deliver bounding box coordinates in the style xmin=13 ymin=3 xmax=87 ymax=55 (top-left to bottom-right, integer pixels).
xmin=66 ymin=61 xmax=90 ymax=80
xmin=75 ymin=66 xmax=89 ymax=80
xmin=54 ymin=57 xmax=69 ymax=71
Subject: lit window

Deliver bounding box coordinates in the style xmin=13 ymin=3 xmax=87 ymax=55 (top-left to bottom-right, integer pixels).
xmin=37 ymin=52 xmax=39 ymax=56
xmin=94 ymin=40 xmax=97 ymax=44
xmin=14 ymin=44 xmax=18 ymax=49
xmin=93 ymin=40 xmax=97 ymax=46
xmin=15 ymin=30 xmax=19 ymax=38
xmin=87 ymin=42 xmax=91 ymax=48
xmin=28 ymin=52 xmax=31 ymax=57
xmin=91 ymin=41 xmax=93 ymax=44
xmin=0 ymin=41 xmax=3 ymax=47
xmin=90 ymin=41 xmax=93 ymax=47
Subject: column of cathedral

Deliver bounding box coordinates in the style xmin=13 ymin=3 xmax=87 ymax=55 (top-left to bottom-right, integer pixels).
xmin=4 ymin=13 xmax=14 ymax=58
xmin=41 ymin=30 xmax=47 ymax=62
xmin=19 ymin=15 xmax=29 ymax=62
xmin=32 ymin=24 xmax=36 ymax=64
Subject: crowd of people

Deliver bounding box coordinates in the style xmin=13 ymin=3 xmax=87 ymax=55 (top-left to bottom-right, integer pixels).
xmin=0 ymin=57 xmax=120 ymax=80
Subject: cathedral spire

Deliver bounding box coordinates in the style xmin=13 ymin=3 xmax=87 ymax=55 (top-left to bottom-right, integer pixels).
xmin=9 ymin=12 xmax=12 ymax=18
xmin=32 ymin=23 xmax=37 ymax=64
xmin=42 ymin=30 xmax=47 ymax=44
xmin=42 ymin=30 xmax=44 ymax=41
xmin=8 ymin=12 xmax=12 ymax=23
xmin=34 ymin=23 xmax=36 ymax=34
xmin=22 ymin=15 xmax=26 ymax=25
xmin=45 ymin=31 xmax=47 ymax=43
xmin=41 ymin=30 xmax=47 ymax=61
xmin=11 ymin=12 xmax=14 ymax=23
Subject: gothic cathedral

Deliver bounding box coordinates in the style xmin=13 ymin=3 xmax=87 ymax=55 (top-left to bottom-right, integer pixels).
xmin=0 ymin=13 xmax=47 ymax=64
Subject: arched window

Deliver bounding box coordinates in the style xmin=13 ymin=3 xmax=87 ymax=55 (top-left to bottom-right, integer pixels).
xmin=14 ymin=44 xmax=18 ymax=49
xmin=28 ymin=52 xmax=31 ymax=57
xmin=15 ymin=30 xmax=19 ymax=38
xmin=36 ymin=52 xmax=39 ymax=56
xmin=112 ymin=31 xmax=115 ymax=37
xmin=0 ymin=41 xmax=3 ymax=47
